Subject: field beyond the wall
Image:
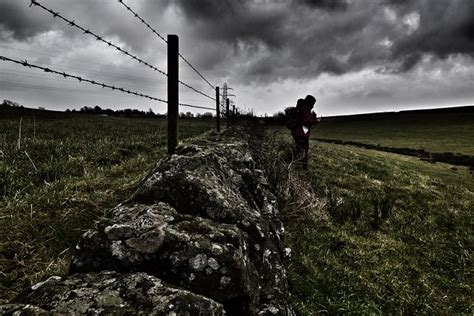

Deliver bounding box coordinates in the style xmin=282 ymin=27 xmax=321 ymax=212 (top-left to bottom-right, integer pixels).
xmin=272 ymin=107 xmax=473 ymax=313
xmin=314 ymin=106 xmax=474 ymax=156
xmin=0 ymin=105 xmax=214 ymax=302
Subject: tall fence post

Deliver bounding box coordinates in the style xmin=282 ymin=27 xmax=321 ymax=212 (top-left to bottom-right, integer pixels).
xmin=232 ymin=104 xmax=235 ymax=125
xmin=216 ymin=87 xmax=220 ymax=132
xmin=226 ymin=98 xmax=230 ymax=128
xmin=167 ymin=34 xmax=179 ymax=154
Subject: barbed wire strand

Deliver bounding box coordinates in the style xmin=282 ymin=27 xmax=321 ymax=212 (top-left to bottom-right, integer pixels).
xmin=30 ymin=0 xmax=217 ymax=102
xmin=117 ymin=0 xmax=167 ymax=44
xmin=116 ymin=0 xmax=218 ymax=93
xmin=29 ymin=0 xmax=167 ymax=77
xmin=0 ymin=55 xmax=167 ymax=103
xmin=0 ymin=56 xmax=216 ymax=111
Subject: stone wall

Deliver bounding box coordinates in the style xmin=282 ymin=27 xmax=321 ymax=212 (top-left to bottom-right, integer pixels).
xmin=1 ymin=129 xmax=294 ymax=315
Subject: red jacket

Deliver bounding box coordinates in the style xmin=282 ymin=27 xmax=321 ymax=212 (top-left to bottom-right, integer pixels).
xmin=291 ymin=105 xmax=319 ymax=139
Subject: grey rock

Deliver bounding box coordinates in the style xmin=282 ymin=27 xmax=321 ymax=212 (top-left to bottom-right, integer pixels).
xmin=70 ymin=203 xmax=259 ymax=314
xmin=0 ymin=304 xmax=48 ymax=315
xmin=9 ymin=271 xmax=224 ymax=315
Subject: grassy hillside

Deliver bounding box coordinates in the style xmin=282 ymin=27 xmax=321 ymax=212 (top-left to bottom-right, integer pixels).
xmin=0 ymin=108 xmax=214 ymax=302
xmin=314 ymin=107 xmax=474 ymax=156
xmin=284 ymin=140 xmax=473 ymax=314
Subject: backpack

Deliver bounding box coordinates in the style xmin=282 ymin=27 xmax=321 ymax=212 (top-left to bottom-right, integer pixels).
xmin=285 ymin=106 xmax=299 ymax=130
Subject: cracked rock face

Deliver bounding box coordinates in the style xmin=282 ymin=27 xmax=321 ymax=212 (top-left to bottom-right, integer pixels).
xmin=6 ymin=272 xmax=224 ymax=315
xmin=3 ymin=129 xmax=294 ymax=315
xmin=70 ymin=203 xmax=259 ymax=313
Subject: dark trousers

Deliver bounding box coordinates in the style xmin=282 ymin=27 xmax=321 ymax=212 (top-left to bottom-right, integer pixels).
xmin=292 ymin=136 xmax=309 ymax=169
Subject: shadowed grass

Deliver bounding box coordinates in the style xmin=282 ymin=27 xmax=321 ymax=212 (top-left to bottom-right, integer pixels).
xmin=285 ymin=141 xmax=473 ymax=314
xmin=0 ymin=113 xmax=214 ymax=302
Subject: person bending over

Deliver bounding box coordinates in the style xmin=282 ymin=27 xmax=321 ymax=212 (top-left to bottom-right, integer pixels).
xmin=291 ymin=95 xmax=320 ymax=170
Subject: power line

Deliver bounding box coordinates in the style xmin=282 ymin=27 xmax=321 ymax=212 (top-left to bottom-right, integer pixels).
xmin=0 ymin=81 xmax=138 ymax=97
xmin=178 ymin=80 xmax=216 ymax=101
xmin=1 ymin=46 xmax=215 ymax=101
xmin=0 ymin=46 xmax=171 ymax=85
xmin=179 ymin=103 xmax=215 ymax=111
xmin=0 ymin=55 xmax=167 ymax=104
xmin=0 ymin=79 xmax=215 ymax=111
xmin=0 ymin=45 xmax=113 ymax=67
xmin=178 ymin=53 xmax=216 ymax=92
xmin=0 ymin=69 xmax=166 ymax=92
xmin=1 ymin=57 xmax=215 ymax=112
xmin=29 ymin=0 xmax=168 ymax=78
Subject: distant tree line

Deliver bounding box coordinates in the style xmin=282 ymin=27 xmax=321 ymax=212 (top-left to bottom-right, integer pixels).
xmin=68 ymin=106 xmax=219 ymax=119
xmin=2 ymin=99 xmax=291 ymax=123
xmin=67 ymin=106 xmax=164 ymax=118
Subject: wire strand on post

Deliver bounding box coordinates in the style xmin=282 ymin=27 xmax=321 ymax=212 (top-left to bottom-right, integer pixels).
xmin=117 ymin=0 xmax=168 ymax=44
xmin=114 ymin=0 xmax=219 ymax=95
xmin=0 ymin=55 xmax=168 ymax=104
xmin=29 ymin=0 xmax=168 ymax=77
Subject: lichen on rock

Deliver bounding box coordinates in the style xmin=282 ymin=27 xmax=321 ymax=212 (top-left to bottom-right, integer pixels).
xmin=11 ymin=272 xmax=224 ymax=315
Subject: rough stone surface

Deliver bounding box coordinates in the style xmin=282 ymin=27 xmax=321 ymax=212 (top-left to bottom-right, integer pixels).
xmin=69 ymin=202 xmax=259 ymax=312
xmin=3 ymin=129 xmax=294 ymax=315
xmin=8 ymin=272 xmax=224 ymax=315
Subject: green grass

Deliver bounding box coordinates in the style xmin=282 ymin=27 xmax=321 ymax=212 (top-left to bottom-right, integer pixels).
xmin=315 ymin=110 xmax=474 ymax=156
xmin=0 ymin=111 xmax=215 ymax=302
xmin=285 ymin=140 xmax=473 ymax=314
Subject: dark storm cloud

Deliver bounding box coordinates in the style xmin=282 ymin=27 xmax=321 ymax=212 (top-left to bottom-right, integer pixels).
xmin=1 ymin=0 xmax=473 ymax=83
xmin=161 ymin=0 xmax=289 ymax=49
xmin=388 ymin=0 xmax=474 ymax=72
xmin=297 ymin=0 xmax=348 ymax=11
xmin=383 ymin=0 xmax=410 ymax=6
xmin=0 ymin=0 xmax=155 ymax=53
xmin=160 ymin=0 xmax=474 ymax=82
xmin=0 ymin=0 xmax=53 ymax=40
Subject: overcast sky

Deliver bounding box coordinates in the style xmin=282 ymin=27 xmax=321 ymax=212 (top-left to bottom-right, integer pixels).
xmin=0 ymin=0 xmax=473 ymax=116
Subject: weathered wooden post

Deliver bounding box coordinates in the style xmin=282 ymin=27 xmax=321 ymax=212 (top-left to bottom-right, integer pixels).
xmin=167 ymin=34 xmax=179 ymax=154
xmin=216 ymin=87 xmax=220 ymax=132
xmin=226 ymin=98 xmax=230 ymax=128
xmin=232 ymin=104 xmax=235 ymax=125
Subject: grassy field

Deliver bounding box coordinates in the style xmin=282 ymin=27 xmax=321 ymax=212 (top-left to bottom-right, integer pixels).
xmin=2 ymin=105 xmax=473 ymax=313
xmin=282 ymin=139 xmax=473 ymax=314
xmin=314 ymin=107 xmax=474 ymax=156
xmin=0 ymin=107 xmax=214 ymax=302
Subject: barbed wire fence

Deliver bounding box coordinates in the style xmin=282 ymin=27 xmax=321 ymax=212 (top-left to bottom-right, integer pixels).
xmin=1 ymin=0 xmax=243 ymax=154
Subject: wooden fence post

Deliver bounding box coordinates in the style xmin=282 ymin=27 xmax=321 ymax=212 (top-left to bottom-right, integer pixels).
xmin=232 ymin=104 xmax=235 ymax=125
xmin=216 ymin=87 xmax=220 ymax=132
xmin=167 ymin=34 xmax=179 ymax=154
xmin=226 ymin=98 xmax=230 ymax=128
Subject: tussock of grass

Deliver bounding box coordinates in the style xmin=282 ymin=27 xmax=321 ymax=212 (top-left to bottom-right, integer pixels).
xmin=0 ymin=114 xmax=214 ymax=302
xmin=281 ymin=140 xmax=473 ymax=314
